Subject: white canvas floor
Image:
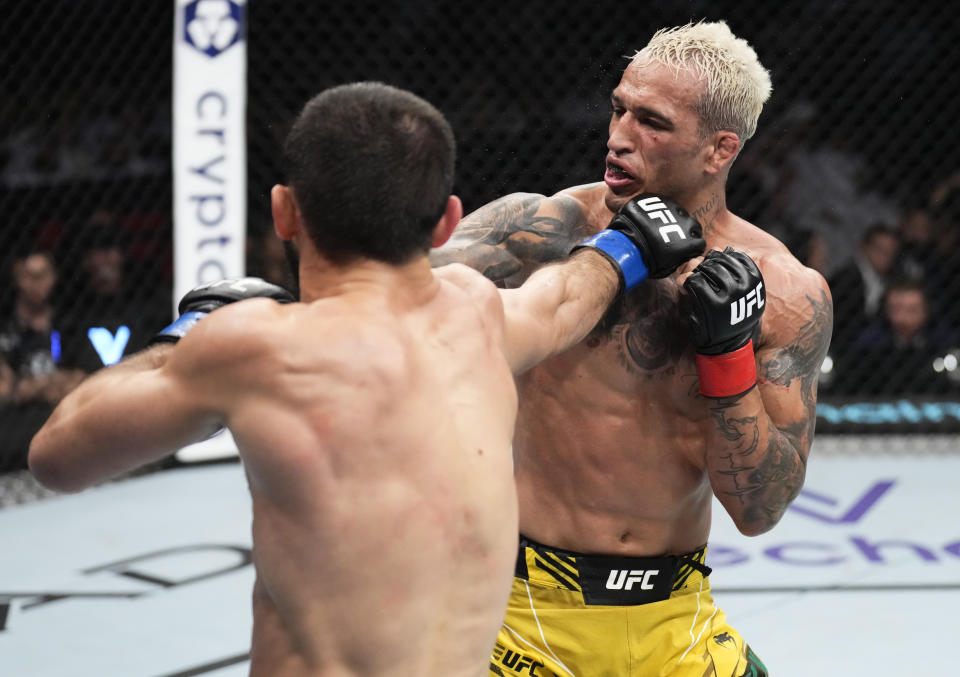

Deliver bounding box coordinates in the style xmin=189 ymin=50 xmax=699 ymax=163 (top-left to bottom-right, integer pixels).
xmin=1 ymin=437 xmax=958 ymax=676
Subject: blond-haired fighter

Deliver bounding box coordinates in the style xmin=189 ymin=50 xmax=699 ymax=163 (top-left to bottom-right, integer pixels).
xmin=434 ymin=22 xmax=833 ymax=676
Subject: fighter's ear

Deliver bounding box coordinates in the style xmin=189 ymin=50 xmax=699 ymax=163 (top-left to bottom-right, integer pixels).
xmin=272 ymin=185 xmax=301 ymax=241
xmin=704 ymin=131 xmax=740 ymax=174
xmin=431 ymin=195 xmax=463 ymax=248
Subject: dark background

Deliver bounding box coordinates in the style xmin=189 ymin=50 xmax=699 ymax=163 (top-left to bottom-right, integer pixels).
xmin=1 ymin=0 xmax=959 ymax=469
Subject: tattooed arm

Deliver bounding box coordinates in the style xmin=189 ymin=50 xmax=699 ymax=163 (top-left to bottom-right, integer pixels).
xmin=429 ymin=191 xmax=591 ymax=286
xmin=704 ymin=261 xmax=833 ymax=536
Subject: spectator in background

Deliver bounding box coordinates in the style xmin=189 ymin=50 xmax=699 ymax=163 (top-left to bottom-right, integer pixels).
xmin=893 ymin=181 xmax=960 ymax=331
xmin=59 ymin=210 xmax=168 ymax=373
xmin=739 ymin=99 xmax=900 ymax=264
xmin=895 ymin=196 xmax=936 ymax=282
xmin=0 ymin=249 xmax=84 ymax=471
xmin=827 ymin=223 xmax=900 ymax=359
xmin=926 ymin=187 xmax=960 ymax=327
xmin=838 ymin=278 xmax=957 ymax=396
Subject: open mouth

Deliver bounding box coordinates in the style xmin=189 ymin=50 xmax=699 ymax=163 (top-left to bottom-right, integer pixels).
xmin=604 ymin=160 xmax=636 ymax=189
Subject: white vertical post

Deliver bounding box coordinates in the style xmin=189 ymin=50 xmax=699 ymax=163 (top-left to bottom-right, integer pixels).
xmin=172 ymin=0 xmax=247 ymax=317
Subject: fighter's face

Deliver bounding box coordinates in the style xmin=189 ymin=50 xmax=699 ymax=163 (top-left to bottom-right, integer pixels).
xmin=603 ymin=58 xmax=706 ymax=213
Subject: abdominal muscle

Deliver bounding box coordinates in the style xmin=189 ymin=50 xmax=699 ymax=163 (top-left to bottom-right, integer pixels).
xmin=512 ymin=336 xmax=716 ymax=557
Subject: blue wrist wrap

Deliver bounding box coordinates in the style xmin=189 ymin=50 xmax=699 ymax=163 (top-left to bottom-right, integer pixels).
xmin=576 ymin=230 xmax=649 ymax=291
xmin=151 ymin=311 xmax=208 ymax=344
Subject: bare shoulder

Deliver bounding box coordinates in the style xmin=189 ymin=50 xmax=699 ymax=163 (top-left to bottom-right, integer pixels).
xmin=434 ymin=263 xmax=504 ymax=319
xmin=728 ymin=219 xmax=831 ymax=306
xmin=746 ymin=227 xmax=830 ymax=312
xmin=729 ymin=222 xmax=833 ymax=388
xmin=557 ymin=181 xmax=606 ymax=204
xmin=433 ymin=261 xmax=493 ymax=289
xmin=169 ymin=298 xmax=291 ymax=377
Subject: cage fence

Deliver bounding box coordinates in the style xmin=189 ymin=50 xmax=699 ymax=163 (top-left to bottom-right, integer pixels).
xmin=1 ymin=0 xmax=959 ymax=491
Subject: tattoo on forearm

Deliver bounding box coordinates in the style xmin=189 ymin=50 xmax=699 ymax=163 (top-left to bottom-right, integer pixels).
xmin=710 ymin=397 xmax=760 ymax=499
xmin=742 ymin=427 xmax=806 ymax=527
xmin=709 ymin=398 xmax=759 ymax=449
xmin=706 ymin=289 xmax=831 ymax=529
xmin=709 ymin=392 xmax=805 ymax=530
xmin=760 ymin=289 xmax=833 ymax=449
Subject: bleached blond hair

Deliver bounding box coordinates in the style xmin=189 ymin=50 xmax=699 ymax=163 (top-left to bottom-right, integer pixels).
xmin=633 ymin=20 xmax=772 ymax=143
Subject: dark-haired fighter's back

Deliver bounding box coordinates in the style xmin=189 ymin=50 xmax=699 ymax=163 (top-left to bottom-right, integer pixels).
xmin=29 ymin=82 xmax=627 ymax=676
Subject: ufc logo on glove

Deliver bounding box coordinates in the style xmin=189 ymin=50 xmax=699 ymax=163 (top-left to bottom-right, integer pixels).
xmin=730 ymin=282 xmax=765 ymax=325
xmin=636 ymin=196 xmax=688 ymax=242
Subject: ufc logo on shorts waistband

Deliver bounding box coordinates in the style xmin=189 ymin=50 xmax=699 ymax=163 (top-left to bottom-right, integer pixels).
xmin=730 ymin=282 xmax=765 ymax=325
xmin=637 ymin=196 xmax=687 ymax=243
xmin=605 ymin=568 xmax=660 ymax=590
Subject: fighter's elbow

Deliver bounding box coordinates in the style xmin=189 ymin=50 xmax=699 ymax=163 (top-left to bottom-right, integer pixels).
xmin=28 ymin=434 xmax=84 ymax=494
xmin=733 ymin=507 xmax=786 ymax=538
xmin=734 ymin=519 xmax=775 ymax=538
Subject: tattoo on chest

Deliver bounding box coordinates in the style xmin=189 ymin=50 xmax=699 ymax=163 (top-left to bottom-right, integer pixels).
xmin=595 ymin=282 xmax=692 ymax=377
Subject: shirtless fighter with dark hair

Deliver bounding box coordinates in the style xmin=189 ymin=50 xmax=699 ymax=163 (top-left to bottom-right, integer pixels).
xmin=29 ymin=82 xmax=705 ymax=676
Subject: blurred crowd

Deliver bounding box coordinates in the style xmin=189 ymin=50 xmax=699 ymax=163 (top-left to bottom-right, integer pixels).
xmin=2 ymin=160 xmax=959 ymax=473
xmin=727 ymin=99 xmax=960 ymax=399
xmin=2 ymin=86 xmax=960 ymax=472
xmin=0 ymin=209 xmax=296 ymax=473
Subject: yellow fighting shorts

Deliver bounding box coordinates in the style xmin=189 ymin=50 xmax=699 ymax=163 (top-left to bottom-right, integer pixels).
xmin=488 ymin=535 xmax=767 ymax=677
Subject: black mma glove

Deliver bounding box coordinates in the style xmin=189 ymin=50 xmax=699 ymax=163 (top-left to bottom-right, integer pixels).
xmin=683 ymin=248 xmax=765 ymax=397
xmin=572 ymin=194 xmax=705 ymax=294
xmin=151 ymin=277 xmax=296 ymax=344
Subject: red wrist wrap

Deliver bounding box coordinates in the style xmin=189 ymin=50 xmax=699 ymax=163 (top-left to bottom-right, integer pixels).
xmin=695 ymin=340 xmax=757 ymax=398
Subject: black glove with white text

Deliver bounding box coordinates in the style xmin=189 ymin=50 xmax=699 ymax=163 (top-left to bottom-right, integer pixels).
xmin=572 ymin=194 xmax=705 ymax=295
xmin=683 ymin=248 xmax=765 ymax=397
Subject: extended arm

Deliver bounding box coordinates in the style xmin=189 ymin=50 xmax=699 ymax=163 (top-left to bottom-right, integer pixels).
xmin=28 ymin=342 xmax=220 ymax=492
xmin=29 ymin=277 xmax=294 ymax=493
xmin=500 ymin=250 xmax=620 ymax=374
xmin=696 ymin=265 xmax=833 ymax=535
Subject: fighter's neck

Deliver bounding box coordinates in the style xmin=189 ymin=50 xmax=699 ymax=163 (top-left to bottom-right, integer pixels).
xmin=594 ymin=184 xmax=734 ymax=237
xmin=297 ymin=254 xmax=440 ymax=306
xmin=683 ymin=188 xmax=733 ymax=238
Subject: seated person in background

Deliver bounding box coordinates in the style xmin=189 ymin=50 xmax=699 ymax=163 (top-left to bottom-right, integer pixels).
xmin=827 ymin=223 xmax=900 ymax=360
xmin=0 ymin=248 xmax=84 ymax=472
xmin=28 ymin=82 xmax=702 ymax=677
xmin=924 ymin=187 xmax=960 ymax=328
xmin=58 ymin=213 xmax=169 ymax=373
xmin=837 ymin=277 xmax=957 ymax=396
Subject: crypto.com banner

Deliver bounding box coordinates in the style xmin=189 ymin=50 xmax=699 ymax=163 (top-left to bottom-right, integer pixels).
xmin=173 ymin=0 xmax=247 ymax=315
